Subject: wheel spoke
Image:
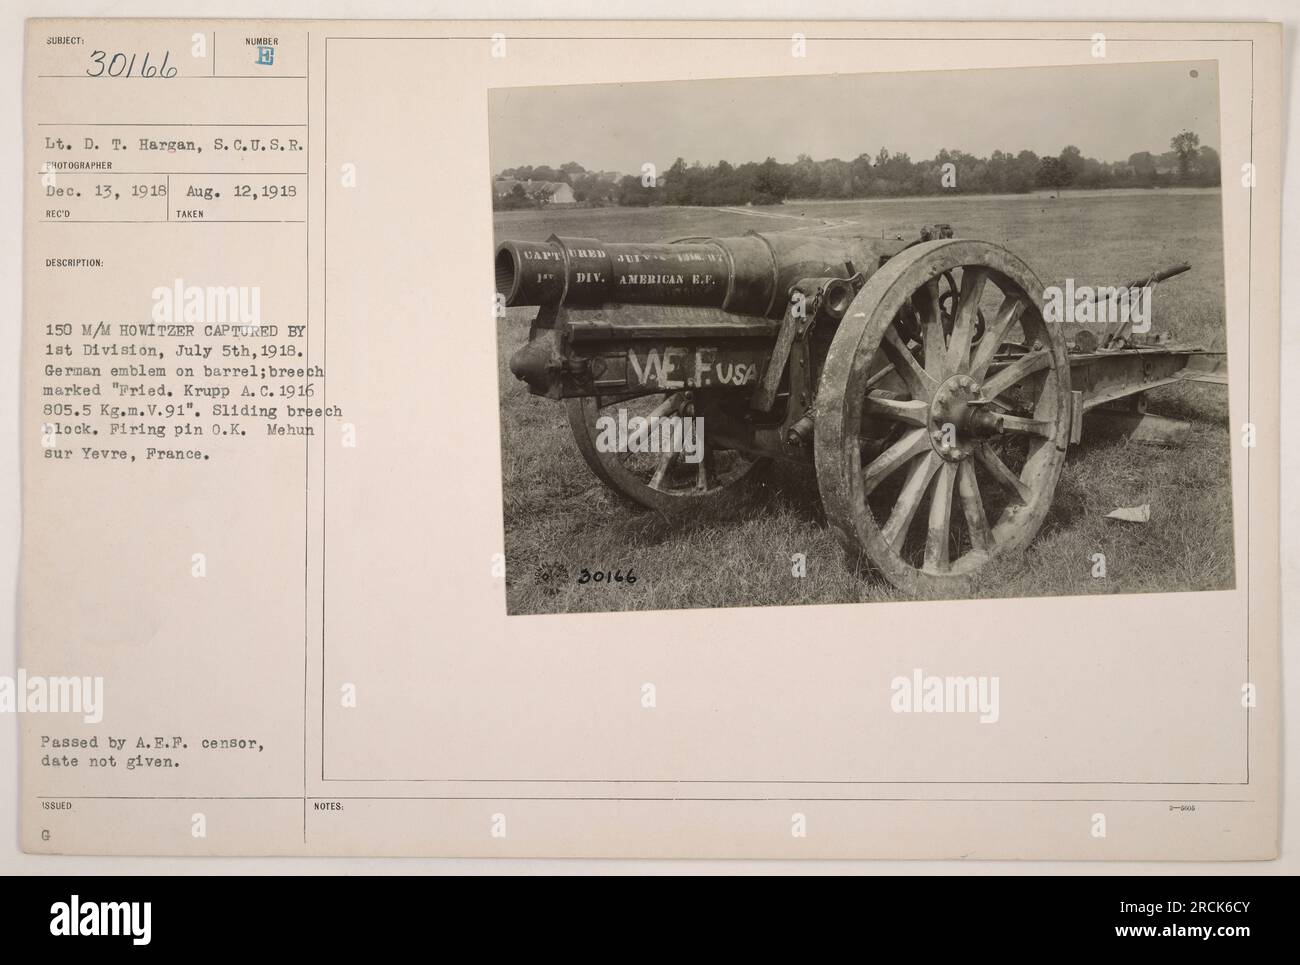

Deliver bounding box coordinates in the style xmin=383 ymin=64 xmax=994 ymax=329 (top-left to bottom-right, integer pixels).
xmin=882 ymin=452 xmax=941 ymax=547
xmin=945 ymin=268 xmax=988 ymax=376
xmin=974 ymin=444 xmax=1032 ymax=504
xmin=865 ymin=394 xmax=929 ymax=427
xmin=620 ymin=393 xmax=683 ymax=450
xmin=914 ymin=279 xmax=946 ymax=379
xmin=957 ymin=460 xmax=992 ymax=553
xmin=695 ymin=446 xmax=715 ymax=492
xmin=981 ymin=349 xmax=1050 ymax=400
xmin=924 ymin=462 xmax=957 ymax=571
xmin=647 ymin=393 xmax=683 ymax=419
xmin=969 ymin=296 xmax=1025 ymax=379
xmin=863 ymin=427 xmax=931 ymax=494
xmin=647 ymin=449 xmax=680 ymax=491
xmin=881 ymin=328 xmax=938 ymax=401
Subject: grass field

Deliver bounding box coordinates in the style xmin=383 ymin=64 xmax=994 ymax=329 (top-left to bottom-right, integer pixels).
xmin=494 ymin=189 xmax=1233 ymax=614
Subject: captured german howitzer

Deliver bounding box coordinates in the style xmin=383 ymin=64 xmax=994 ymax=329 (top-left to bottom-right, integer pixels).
xmin=498 ymin=228 xmax=1224 ymax=592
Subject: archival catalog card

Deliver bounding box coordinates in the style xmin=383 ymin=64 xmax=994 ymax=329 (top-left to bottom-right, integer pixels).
xmin=20 ymin=19 xmax=1281 ymax=858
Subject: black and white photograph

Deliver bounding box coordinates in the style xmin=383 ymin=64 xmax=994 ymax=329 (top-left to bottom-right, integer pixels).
xmin=3 ymin=3 xmax=1289 ymax=900
xmin=492 ymin=62 xmax=1232 ymax=614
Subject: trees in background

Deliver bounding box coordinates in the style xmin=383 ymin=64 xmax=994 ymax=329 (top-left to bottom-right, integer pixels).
xmin=1171 ymin=130 xmax=1201 ymax=180
xmin=496 ymin=133 xmax=1221 ymax=209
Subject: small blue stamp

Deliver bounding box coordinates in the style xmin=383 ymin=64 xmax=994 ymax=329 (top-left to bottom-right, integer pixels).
xmin=256 ymin=46 xmax=275 ymax=66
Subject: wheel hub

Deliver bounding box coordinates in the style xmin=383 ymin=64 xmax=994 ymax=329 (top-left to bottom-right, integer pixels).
xmin=927 ymin=374 xmax=1003 ymax=461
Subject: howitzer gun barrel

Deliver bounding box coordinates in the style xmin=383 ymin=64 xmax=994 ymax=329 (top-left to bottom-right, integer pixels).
xmin=495 ymin=231 xmax=886 ymax=319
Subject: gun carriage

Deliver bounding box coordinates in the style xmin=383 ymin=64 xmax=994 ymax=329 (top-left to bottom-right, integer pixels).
xmin=498 ymin=227 xmax=1224 ymax=592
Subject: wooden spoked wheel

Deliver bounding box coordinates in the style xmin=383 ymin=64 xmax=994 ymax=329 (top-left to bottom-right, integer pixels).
xmin=566 ymin=392 xmax=766 ymax=512
xmin=814 ymin=239 xmax=1072 ymax=593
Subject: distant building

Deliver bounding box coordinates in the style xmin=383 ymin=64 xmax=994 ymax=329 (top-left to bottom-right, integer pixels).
xmin=493 ymin=179 xmax=576 ymax=204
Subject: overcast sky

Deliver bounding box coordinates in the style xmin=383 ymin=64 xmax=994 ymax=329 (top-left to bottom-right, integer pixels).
xmin=488 ymin=60 xmax=1219 ymax=174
